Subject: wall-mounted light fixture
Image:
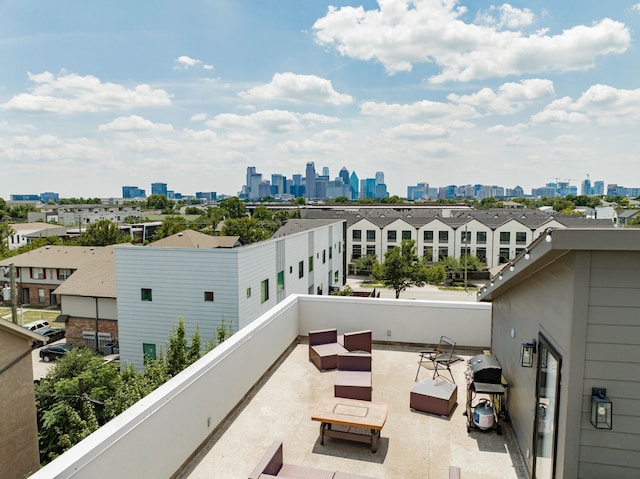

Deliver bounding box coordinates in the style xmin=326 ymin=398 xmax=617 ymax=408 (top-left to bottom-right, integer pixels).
xmin=520 ymin=339 xmax=537 ymax=367
xmin=524 ymin=249 xmax=530 ymax=260
xmin=591 ymin=388 xmax=612 ymax=430
xmin=509 ymin=263 xmax=515 ymax=272
xmin=545 ymin=230 xmax=552 ymax=243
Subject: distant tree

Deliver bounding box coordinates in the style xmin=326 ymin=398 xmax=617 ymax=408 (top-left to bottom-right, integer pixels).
xmin=124 ymin=215 xmax=143 ymax=223
xmin=2 ymin=237 xmax=63 ymax=259
xmin=219 ymin=196 xmax=247 ymax=218
xmin=79 ymin=219 xmax=129 ymax=246
xmin=330 ymin=284 xmax=354 ymax=296
xmin=222 ymin=217 xmax=272 ymax=244
xmin=425 ymin=263 xmax=446 ymax=285
xmin=477 ymin=197 xmax=503 ymax=209
xmin=380 ymin=195 xmax=404 ymax=204
xmin=152 ymin=216 xmax=189 ymax=240
xmin=146 ymin=194 xmax=172 ymax=211
xmin=197 ymin=206 xmax=226 ymax=233
xmin=292 ymin=197 xmax=306 ymax=205
xmin=353 ymin=254 xmax=378 ymax=274
xmin=205 ymin=317 xmax=234 ymax=352
xmin=0 ymin=222 xmax=14 ymax=257
xmin=372 ymin=240 xmax=428 ymax=298
xmin=357 ymin=197 xmax=376 ymax=204
xmin=8 ymin=203 xmax=37 ymax=220
xmin=333 ymin=196 xmax=350 ymax=204
xmin=187 ymin=326 xmax=202 ymax=366
xmin=252 ymin=205 xmax=274 ymax=221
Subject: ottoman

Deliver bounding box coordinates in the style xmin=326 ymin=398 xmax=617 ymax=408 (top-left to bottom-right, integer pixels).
xmin=410 ymin=378 xmax=457 ymax=417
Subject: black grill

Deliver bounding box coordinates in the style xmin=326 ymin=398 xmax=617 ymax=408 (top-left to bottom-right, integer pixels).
xmin=469 ymin=354 xmax=502 ymax=384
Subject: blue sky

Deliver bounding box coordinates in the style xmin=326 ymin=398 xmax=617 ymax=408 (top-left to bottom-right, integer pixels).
xmin=1 ymin=0 xmax=640 ymax=198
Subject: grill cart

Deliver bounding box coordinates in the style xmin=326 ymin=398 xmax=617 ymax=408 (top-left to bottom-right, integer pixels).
xmin=464 ymin=354 xmax=508 ymax=434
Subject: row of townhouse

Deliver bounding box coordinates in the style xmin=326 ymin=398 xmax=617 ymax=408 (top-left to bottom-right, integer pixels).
xmin=27 ymin=204 xmax=142 ymax=226
xmin=302 ymin=207 xmax=615 ymax=270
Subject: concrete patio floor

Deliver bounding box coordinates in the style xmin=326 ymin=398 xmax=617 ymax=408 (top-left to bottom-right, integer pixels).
xmin=177 ymin=341 xmax=529 ymax=479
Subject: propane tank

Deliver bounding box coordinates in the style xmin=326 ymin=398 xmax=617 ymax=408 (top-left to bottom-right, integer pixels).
xmin=473 ymin=400 xmax=495 ymax=430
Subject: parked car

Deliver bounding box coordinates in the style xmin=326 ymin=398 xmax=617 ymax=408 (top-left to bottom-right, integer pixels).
xmin=23 ymin=320 xmax=50 ymax=332
xmin=39 ymin=343 xmax=74 ymax=362
xmin=40 ymin=327 xmax=65 ymax=342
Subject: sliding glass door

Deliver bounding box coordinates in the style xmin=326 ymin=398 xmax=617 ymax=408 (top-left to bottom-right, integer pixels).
xmin=533 ymin=335 xmax=562 ymax=479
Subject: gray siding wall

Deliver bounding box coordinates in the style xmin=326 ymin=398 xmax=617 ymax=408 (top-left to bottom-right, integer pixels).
xmin=491 ymin=253 xmax=579 ymax=478
xmin=116 ymin=247 xmax=240 ymax=370
xmin=580 ymin=251 xmax=640 ymax=479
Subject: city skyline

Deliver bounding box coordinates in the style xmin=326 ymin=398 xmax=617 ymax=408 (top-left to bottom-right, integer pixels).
xmin=2 ymin=2 xmax=640 ymax=198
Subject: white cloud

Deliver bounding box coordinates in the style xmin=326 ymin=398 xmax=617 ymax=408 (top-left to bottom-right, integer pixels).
xmin=1 ymin=70 xmax=172 ymax=114
xmin=384 ymin=123 xmax=452 ymax=140
xmin=175 ymin=55 xmax=205 ymax=69
xmin=313 ymin=1 xmax=630 ymax=81
xmin=360 ymin=99 xmax=478 ymax=122
xmin=190 ymin=113 xmax=208 ymax=122
xmin=633 ymin=4 xmax=640 ymax=13
xmin=240 ymin=72 xmax=353 ymax=105
xmin=532 ymin=85 xmax=640 ymax=126
xmin=475 ymin=4 xmax=536 ymax=30
xmin=98 ymin=115 xmax=174 ymax=132
xmin=206 ymin=109 xmax=338 ymax=133
xmin=277 ymin=129 xmax=348 ymax=154
xmin=448 ymin=79 xmax=555 ymax=114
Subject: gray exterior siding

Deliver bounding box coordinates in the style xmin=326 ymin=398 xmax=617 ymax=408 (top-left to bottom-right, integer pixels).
xmin=580 ymin=251 xmax=640 ymax=479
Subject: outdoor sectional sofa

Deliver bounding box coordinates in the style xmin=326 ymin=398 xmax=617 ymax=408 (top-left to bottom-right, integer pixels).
xmin=334 ymin=352 xmax=372 ymax=401
xmin=308 ymin=329 xmax=372 ymax=370
xmin=248 ymin=441 xmax=376 ymax=479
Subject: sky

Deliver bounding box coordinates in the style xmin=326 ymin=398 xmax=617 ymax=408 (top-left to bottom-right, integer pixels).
xmin=1 ymin=0 xmax=640 ymax=199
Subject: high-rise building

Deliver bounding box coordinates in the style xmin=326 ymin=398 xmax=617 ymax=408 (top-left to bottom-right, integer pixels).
xmin=195 ymin=192 xmax=217 ymax=202
xmin=339 ymin=167 xmax=349 ymax=187
xmin=349 ymin=171 xmax=359 ymax=200
xmin=375 ymin=171 xmax=384 ymax=185
xmin=122 ymin=186 xmax=146 ymax=199
xmin=271 ymin=174 xmax=285 ymax=196
xmin=291 ymin=174 xmax=304 ymax=198
xmin=322 ymin=167 xmax=329 ymax=177
xmin=40 ymin=192 xmax=60 ymax=203
xmin=151 ymin=183 xmax=168 ymax=196
xmin=305 ymin=162 xmax=316 ymax=199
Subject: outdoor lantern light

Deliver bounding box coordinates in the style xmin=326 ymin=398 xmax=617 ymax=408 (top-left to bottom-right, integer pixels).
xmin=591 ymin=388 xmax=612 ymax=430
xmin=524 ymin=249 xmax=530 ymax=260
xmin=520 ymin=340 xmax=537 ymax=367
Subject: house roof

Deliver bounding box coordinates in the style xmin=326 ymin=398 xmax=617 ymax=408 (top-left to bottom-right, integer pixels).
xmin=149 ymin=230 xmax=241 ymax=248
xmin=9 ymin=222 xmax=66 ymax=233
xmin=53 ymin=248 xmax=117 ymax=298
xmin=478 ymin=228 xmax=640 ymax=302
xmin=0 ymin=245 xmax=117 ymax=269
xmin=272 ymin=219 xmax=345 ymax=237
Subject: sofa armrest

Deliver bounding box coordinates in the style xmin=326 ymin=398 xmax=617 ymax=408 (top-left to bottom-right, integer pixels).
xmin=309 ymin=328 xmax=338 ymax=346
xmin=248 ymin=441 xmax=283 ymax=479
xmin=341 ymin=330 xmax=372 ymax=352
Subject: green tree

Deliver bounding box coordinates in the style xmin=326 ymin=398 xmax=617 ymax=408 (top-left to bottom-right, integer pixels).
xmin=8 ymin=203 xmax=37 ymax=219
xmin=0 ymin=222 xmax=14 ymax=257
xmin=187 ymin=326 xmax=202 ymax=366
xmin=425 ymin=264 xmax=446 ymax=285
xmin=357 ymin=197 xmax=376 ymax=204
xmin=372 ymin=240 xmax=428 ymax=298
xmin=219 ymin=196 xmax=247 ymax=219
xmin=333 ymin=196 xmax=350 ymax=204
xmin=146 ymin=194 xmax=172 ymax=211
xmin=79 ymin=219 xmax=129 ymax=246
xmin=380 ymin=195 xmax=404 ymax=204
xmin=222 ymin=217 xmax=272 ymax=244
xmin=184 ymin=206 xmax=202 ymax=215
xmin=353 ymin=254 xmax=378 ymax=274
xmin=166 ymin=317 xmax=188 ymax=376
xmin=252 ymin=205 xmax=274 ymax=221
xmin=292 ymin=197 xmax=306 ymax=205
xmin=152 ymin=215 xmax=189 ymax=240
xmin=197 ymin=206 xmax=226 ymax=234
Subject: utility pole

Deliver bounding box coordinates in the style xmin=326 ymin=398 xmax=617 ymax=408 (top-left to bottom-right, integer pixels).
xmin=9 ymin=263 xmax=18 ymax=324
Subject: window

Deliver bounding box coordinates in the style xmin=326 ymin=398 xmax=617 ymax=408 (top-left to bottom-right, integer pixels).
xmin=338 ymin=242 xmax=341 ymax=253
xmin=438 ymin=247 xmax=448 ymax=260
xmin=461 ymin=247 xmax=471 ymax=257
xmin=460 ymin=230 xmax=471 ymax=243
xmin=299 ymin=261 xmax=304 ymax=278
xmin=476 ymin=248 xmax=487 ymax=264
xmin=261 ymin=279 xmax=269 ymax=303
xmin=476 ymin=231 xmax=487 ymax=244
xmin=402 ymin=230 xmax=411 ymax=240
xmin=366 ymin=230 xmax=376 ymax=242
xmin=277 ymin=271 xmax=284 ymax=291
xmin=289 ymin=266 xmax=293 ymax=274
xmin=141 ymin=288 xmax=152 ymax=301
xmin=38 ymin=288 xmax=45 ymax=304
xmin=322 ymin=250 xmax=326 ymax=264
xmin=500 ymin=232 xmax=510 ymax=244
xmin=329 ymin=246 xmax=332 ymax=259
xmin=387 ymin=230 xmax=397 ymax=242
xmin=423 ymin=246 xmax=433 ymax=262
xmin=352 ymin=230 xmax=362 ymax=241
xmin=204 ymin=291 xmax=214 ymax=302
xmin=516 ymin=232 xmax=527 ymax=245
xmin=387 ymin=245 xmax=395 ymax=251
xmin=58 ymin=268 xmax=72 ymax=280
xmin=438 ymin=231 xmax=449 ymax=243
xmin=32 ymin=267 xmax=45 ymax=280
xmin=143 ymin=343 xmax=157 ymax=363
xmin=309 ymin=256 xmax=314 ymax=272
xmin=352 ymin=244 xmax=361 ymax=260
xmin=499 ymin=248 xmax=510 ymax=264
xmin=424 ymin=230 xmax=434 ymax=242
xmin=366 ymin=245 xmax=376 ymax=256
xmin=334 ymin=271 xmax=339 ymax=283
xmin=246 ymin=288 xmax=251 ymax=298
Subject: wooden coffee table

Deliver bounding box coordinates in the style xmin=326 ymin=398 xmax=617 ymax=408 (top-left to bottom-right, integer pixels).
xmin=311 ymin=396 xmax=388 ymax=453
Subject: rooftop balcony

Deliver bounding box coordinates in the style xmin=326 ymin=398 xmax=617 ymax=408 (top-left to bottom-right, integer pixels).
xmin=30 ymin=295 xmax=528 ymax=479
